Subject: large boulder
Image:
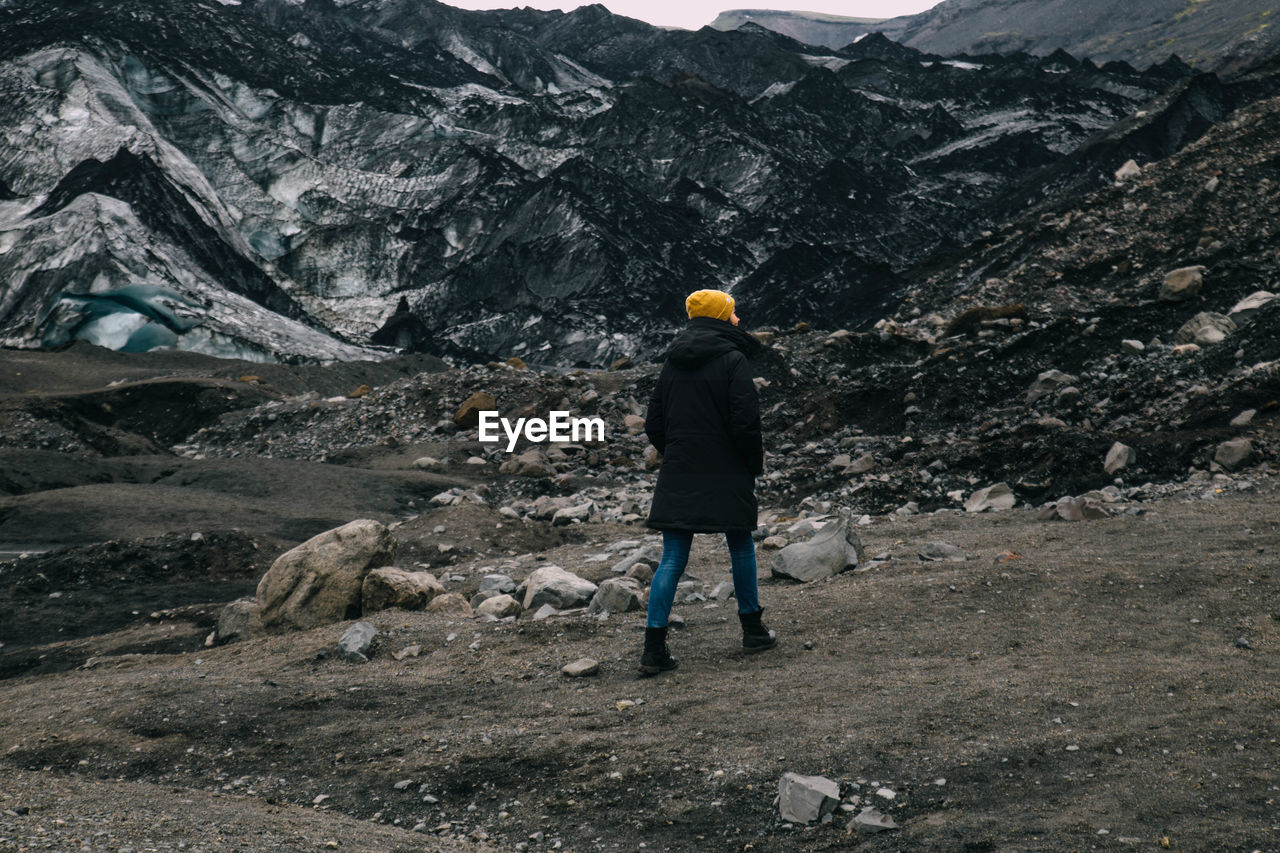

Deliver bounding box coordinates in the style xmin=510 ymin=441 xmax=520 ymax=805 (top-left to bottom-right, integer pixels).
xmin=256 ymin=519 xmax=396 ymax=632
xmin=521 ymin=566 xmax=598 ymax=610
xmin=1174 ymin=312 xmax=1235 ymax=346
xmin=361 ymin=568 xmax=445 ymax=613
xmin=1227 ymin=291 xmax=1278 ymax=326
xmin=771 ymin=513 xmax=863 ymax=582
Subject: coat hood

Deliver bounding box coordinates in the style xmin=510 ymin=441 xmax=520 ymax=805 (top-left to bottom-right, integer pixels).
xmin=666 ymin=316 xmax=761 ymax=369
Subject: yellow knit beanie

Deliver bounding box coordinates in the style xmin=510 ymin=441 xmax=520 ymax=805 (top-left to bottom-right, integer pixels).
xmin=685 ymin=289 xmax=735 ymax=321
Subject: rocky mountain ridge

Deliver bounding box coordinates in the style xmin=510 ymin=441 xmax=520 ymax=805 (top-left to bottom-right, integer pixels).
xmin=0 ymin=0 xmax=1243 ymax=365
xmin=714 ymin=0 xmax=1280 ymax=72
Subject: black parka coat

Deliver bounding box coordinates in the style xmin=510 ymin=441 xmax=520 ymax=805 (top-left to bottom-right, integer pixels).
xmin=645 ymin=317 xmax=764 ymax=533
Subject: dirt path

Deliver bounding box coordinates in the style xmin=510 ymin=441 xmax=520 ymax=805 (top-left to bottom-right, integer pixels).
xmin=3 ymin=489 xmax=1278 ymax=852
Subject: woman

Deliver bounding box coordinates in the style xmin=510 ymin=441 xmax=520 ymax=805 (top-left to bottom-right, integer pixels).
xmin=639 ymin=288 xmax=777 ymax=674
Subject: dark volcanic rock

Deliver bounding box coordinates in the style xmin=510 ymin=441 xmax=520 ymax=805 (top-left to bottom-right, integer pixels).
xmin=0 ymin=0 xmax=1201 ymax=365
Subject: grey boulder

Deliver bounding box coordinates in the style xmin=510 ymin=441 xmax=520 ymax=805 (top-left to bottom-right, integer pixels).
xmin=918 ymin=542 xmax=966 ymax=562
xmin=777 ymin=773 xmax=839 ymax=824
xmin=1174 ymin=312 xmax=1235 ymax=346
xmin=1104 ymin=442 xmax=1136 ymax=475
xmin=338 ymin=621 xmax=378 ymax=663
xmin=521 ymin=566 xmax=599 ymax=610
xmin=361 ymin=568 xmax=445 ymax=613
xmin=256 ymin=519 xmax=396 ymax=632
xmin=1214 ymin=438 xmax=1253 ymax=471
xmin=587 ymin=577 xmax=646 ymax=615
xmin=771 ymin=513 xmax=863 ymax=582
xmin=214 ymin=597 xmax=260 ymax=645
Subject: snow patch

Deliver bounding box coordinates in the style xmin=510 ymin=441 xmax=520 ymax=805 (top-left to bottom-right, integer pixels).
xmin=800 ymin=54 xmax=851 ymax=71
xmin=444 ymin=34 xmax=505 ymax=82
xmin=751 ymin=81 xmax=796 ymax=103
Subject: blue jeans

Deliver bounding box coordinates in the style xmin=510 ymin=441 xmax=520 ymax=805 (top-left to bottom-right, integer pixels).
xmin=646 ymin=529 xmax=761 ymax=628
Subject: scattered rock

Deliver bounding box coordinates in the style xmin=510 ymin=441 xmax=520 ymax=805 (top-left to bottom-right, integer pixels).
xmin=772 ymin=512 xmax=863 ymax=582
xmin=623 ymin=415 xmax=646 ymax=435
xmin=965 ymin=483 xmax=1015 ymax=513
xmin=777 ymin=772 xmax=839 ymax=824
xmin=552 ymin=503 xmax=594 ymax=526
xmin=521 ymin=566 xmax=599 ymax=610
xmin=1214 ymin=438 xmax=1253 ymax=471
xmin=476 ymin=594 xmax=521 ymax=618
xmin=1230 ymin=409 xmax=1257 ymax=427
xmin=1104 ymin=442 xmax=1136 ymax=475
xmin=587 ymin=577 xmax=645 ymax=614
xmin=1026 ymin=370 xmax=1077 ymax=403
xmin=392 ymin=644 xmax=422 ymax=660
xmin=918 ymin=542 xmax=966 ymax=562
xmin=1174 ymin=312 xmax=1235 ymax=346
xmin=426 ymin=592 xmax=474 ymax=617
xmin=611 ymin=546 xmax=659 ymax=576
xmin=1038 ymin=495 xmax=1111 ymax=521
xmin=849 ymin=806 xmax=898 ymax=833
xmin=338 ymin=621 xmax=377 ymax=663
xmin=1227 ymin=291 xmax=1278 ymax=326
xmin=1114 ymin=159 xmax=1141 ymax=181
xmin=412 ymin=456 xmax=444 ymax=471
xmin=500 ymin=449 xmax=557 ymax=477
xmin=623 ymin=562 xmax=655 ymax=584
xmin=1120 ymin=339 xmax=1145 ymax=353
xmin=562 ymin=658 xmax=600 ymax=678
xmin=256 ymin=520 xmax=396 ymax=632
xmin=361 ymin=568 xmax=445 ymax=613
xmin=479 ymin=574 xmax=517 ymax=594
xmin=214 ymin=597 xmax=260 ymax=645
xmin=1158 ymin=265 xmax=1205 ymax=302
xmin=847 ymin=453 xmax=876 ymax=474
xmin=454 ymin=392 xmax=496 ymax=428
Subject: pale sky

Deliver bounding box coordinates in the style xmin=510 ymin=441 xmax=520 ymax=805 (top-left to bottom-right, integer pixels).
xmin=441 ymin=1 xmax=940 ymax=31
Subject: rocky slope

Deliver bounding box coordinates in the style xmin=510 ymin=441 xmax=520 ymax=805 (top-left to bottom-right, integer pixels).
xmin=0 ymin=0 xmax=1236 ymax=365
xmin=716 ymin=0 xmax=1280 ymax=72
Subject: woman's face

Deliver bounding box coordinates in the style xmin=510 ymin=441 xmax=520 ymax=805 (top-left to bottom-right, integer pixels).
xmin=730 ymin=311 xmax=740 ymax=327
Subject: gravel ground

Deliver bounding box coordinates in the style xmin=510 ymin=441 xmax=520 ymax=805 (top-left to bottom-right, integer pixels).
xmin=3 ymin=490 xmax=1278 ymax=852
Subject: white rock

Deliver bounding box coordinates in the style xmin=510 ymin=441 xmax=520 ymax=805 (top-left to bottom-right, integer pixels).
xmin=777 ymin=773 xmax=839 ymax=824
xmin=965 ymin=483 xmax=1015 ymax=513
xmin=1104 ymin=442 xmax=1136 ymax=475
xmin=522 ymin=566 xmax=598 ymax=610
xmin=1114 ymin=159 xmax=1141 ymax=181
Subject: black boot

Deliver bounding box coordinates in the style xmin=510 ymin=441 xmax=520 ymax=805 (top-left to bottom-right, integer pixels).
xmin=639 ymin=626 xmax=678 ymax=675
xmin=739 ymin=608 xmax=777 ymax=653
